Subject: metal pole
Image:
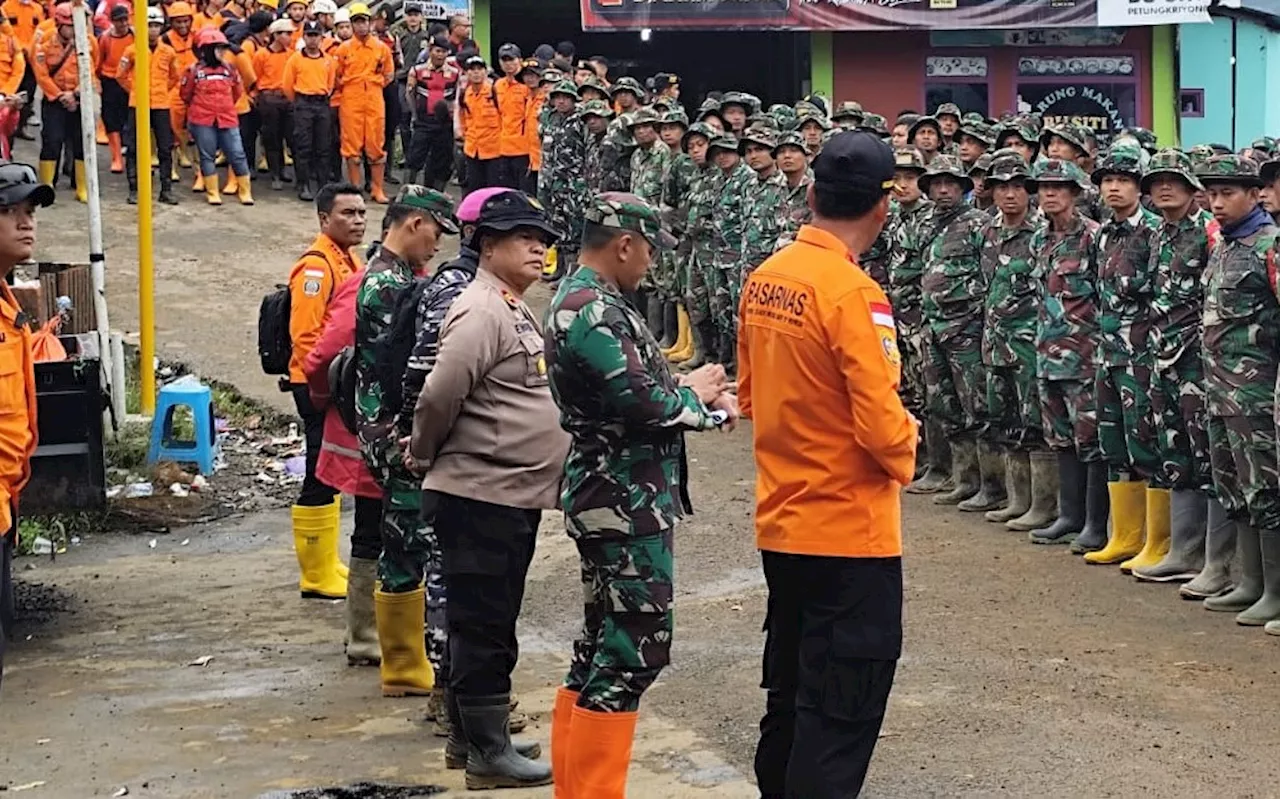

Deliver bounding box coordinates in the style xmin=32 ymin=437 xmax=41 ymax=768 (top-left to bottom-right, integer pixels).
xmin=132 ymin=0 xmax=155 ymax=416
xmin=70 ymin=0 xmax=119 ymax=421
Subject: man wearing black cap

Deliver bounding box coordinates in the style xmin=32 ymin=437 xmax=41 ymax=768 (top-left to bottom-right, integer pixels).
xmin=0 ymin=161 xmax=53 ymax=691
xmin=494 ymin=43 xmax=531 ymax=189
xmin=403 ymin=34 xmax=459 ymax=188
xmin=739 ymin=132 xmax=915 ymax=798
xmin=395 ymin=1 xmax=429 ymax=161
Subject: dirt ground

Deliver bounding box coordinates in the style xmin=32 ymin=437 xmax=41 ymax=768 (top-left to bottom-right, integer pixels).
xmin=5 ymin=151 xmax=1280 ymax=797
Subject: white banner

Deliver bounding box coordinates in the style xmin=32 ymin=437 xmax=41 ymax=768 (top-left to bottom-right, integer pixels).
xmin=1096 ymin=0 xmax=1214 ymax=26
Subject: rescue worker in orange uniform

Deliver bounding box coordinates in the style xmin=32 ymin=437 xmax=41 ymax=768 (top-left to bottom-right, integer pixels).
xmin=0 ymin=161 xmax=52 ymax=690
xmin=33 ymin=2 xmax=97 ymax=203
xmin=160 ymin=1 xmax=196 ymax=174
xmin=738 ymin=131 xmax=917 ymax=799
xmin=456 ymin=54 xmax=499 ymax=197
xmin=332 ymin=2 xmax=391 ymax=203
xmin=0 ymin=19 xmax=27 ymax=153
xmin=1 ymin=0 xmax=43 ymax=137
xmin=520 ymin=59 xmax=544 ymax=194
xmin=236 ymin=10 xmax=272 ymax=180
xmin=252 ymin=17 xmax=294 ymax=190
xmin=492 ymin=42 xmax=528 ymax=189
xmin=282 ymin=0 xmax=306 ymax=48
xmin=96 ymin=3 xmax=134 ymax=174
xmin=117 ymin=5 xmax=179 ymax=205
xmin=282 ymin=19 xmax=334 ymax=201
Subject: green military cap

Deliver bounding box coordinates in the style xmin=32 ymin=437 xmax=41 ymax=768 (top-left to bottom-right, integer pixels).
xmin=918 ymin=154 xmax=973 ymax=194
xmin=1118 ymin=126 xmax=1158 ymax=154
xmin=1141 ymin=148 xmax=1203 ymax=193
xmin=696 ymin=98 xmax=725 ymax=124
xmin=893 ymin=146 xmax=926 ymax=172
xmin=1262 ymin=159 xmax=1280 ymax=186
xmin=578 ymin=76 xmax=610 ymax=98
xmin=985 ymin=147 xmax=1031 ymax=183
xmin=681 ymin=121 xmax=717 ymax=151
xmin=934 ymin=102 xmax=962 ymax=121
xmin=896 ymin=112 xmax=920 ymax=128
xmin=969 ymin=152 xmax=994 ymax=176
xmin=1029 ymin=157 xmax=1090 ymax=192
xmin=585 ymin=191 xmax=678 ymax=250
xmin=740 ymin=92 xmax=763 ymax=116
xmin=960 ymin=111 xmax=985 ymax=126
xmin=707 ymin=133 xmax=740 ymax=156
xmin=1091 ymin=141 xmax=1145 ymax=185
xmin=549 ymin=79 xmax=579 ymax=100
xmin=794 ymin=100 xmax=824 ymax=120
xmin=1196 ymin=153 xmax=1264 ymax=187
xmin=958 ymin=118 xmax=994 ymax=146
xmin=1186 ymin=143 xmax=1216 ymax=169
xmin=720 ymin=91 xmax=749 ymax=112
xmin=577 ymin=99 xmax=614 ymax=119
xmin=1252 ymin=136 xmax=1278 ymax=156
xmin=772 ymin=131 xmax=807 ymax=156
xmin=627 ymin=106 xmax=662 ymax=129
xmin=393 ymin=185 xmax=459 ymax=234
xmin=740 ymin=126 xmax=778 ymax=151
xmin=1040 ymin=122 xmax=1088 ymax=154
xmin=651 ymin=96 xmax=672 ymax=112
xmin=615 ymin=113 xmax=639 ymax=146
xmin=996 ymin=119 xmax=1039 ymax=149
xmin=610 ymin=76 xmax=646 ymax=100
xmin=797 ymin=112 xmax=832 ymax=132
xmin=909 ymin=115 xmax=943 ymax=142
xmin=660 ymin=107 xmax=689 ymax=128
xmin=857 ymin=113 xmax=890 ymax=137
xmin=768 ymin=103 xmax=796 ymax=127
xmin=745 ymin=113 xmax=779 ymax=132
xmin=539 ymin=69 xmax=563 ymax=86
xmin=832 ymin=100 xmax=864 ymax=123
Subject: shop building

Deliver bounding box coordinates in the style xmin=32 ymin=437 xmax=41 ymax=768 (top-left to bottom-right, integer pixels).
xmin=1178 ymin=1 xmax=1280 ymax=148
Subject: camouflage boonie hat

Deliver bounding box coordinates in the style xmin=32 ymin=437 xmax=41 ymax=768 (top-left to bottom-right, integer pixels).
xmin=1262 ymin=159 xmax=1280 ymax=187
xmin=539 ymin=69 xmax=563 ymax=85
xmin=1185 ymin=144 xmax=1215 ymax=170
xmin=918 ymin=154 xmax=973 ymax=193
xmin=892 ymin=146 xmax=926 ymax=172
xmin=549 ymin=79 xmax=579 ymax=100
xmin=1119 ymin=126 xmax=1158 ymax=153
xmin=696 ymin=98 xmax=725 ymax=123
xmin=958 ymin=118 xmax=994 ymax=146
xmin=394 ymin=185 xmax=459 ymax=234
xmin=627 ymin=106 xmax=662 ymax=129
xmin=934 ymin=102 xmax=961 ymax=121
xmin=857 ymin=113 xmax=890 ymax=137
xmin=660 ymin=108 xmax=689 ymax=128
xmin=768 ymin=103 xmax=797 ymax=130
xmin=832 ymin=100 xmax=864 ymax=122
xmin=720 ymin=91 xmax=750 ymax=112
xmin=740 ymin=92 xmax=763 ymax=116
xmin=1091 ymin=141 xmax=1145 ymax=185
xmin=1196 ymin=154 xmax=1264 ymax=187
xmin=969 ymin=152 xmax=994 ymax=176
xmin=585 ymin=192 xmax=678 ymax=250
xmin=1141 ymin=148 xmax=1203 ymax=192
xmin=577 ymin=99 xmax=614 ymax=119
xmin=707 ymin=133 xmax=740 ymax=155
xmin=996 ymin=120 xmax=1039 ymax=149
xmin=578 ymin=76 xmax=609 ymax=98
xmin=651 ymin=96 xmax=672 ymax=112
xmin=895 ymin=112 xmax=920 ymax=129
xmin=772 ymin=131 xmax=807 ymax=156
xmin=1252 ymin=136 xmax=1277 ymax=156
xmin=793 ymin=100 xmax=824 ymax=120
xmin=740 ymin=126 xmax=778 ymax=151
xmin=985 ymin=148 xmax=1031 ymax=183
xmin=610 ymin=76 xmax=646 ymax=100
xmin=909 ymin=115 xmax=943 ymax=141
xmin=681 ymin=121 xmax=717 ymax=151
xmin=745 ymin=113 xmax=779 ymax=132
xmin=1029 ymin=158 xmax=1090 ymax=191
xmin=615 ymin=113 xmax=638 ymax=147
xmin=821 ymin=127 xmax=842 ymax=146
xmin=797 ymin=112 xmax=832 ymax=132
xmin=1041 ymin=122 xmax=1088 ymax=154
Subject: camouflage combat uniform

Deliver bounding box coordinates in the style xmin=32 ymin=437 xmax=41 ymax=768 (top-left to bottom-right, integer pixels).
xmin=708 ymin=134 xmax=755 ymax=340
xmin=888 ymin=195 xmax=933 ymax=415
xmin=773 ymin=170 xmax=813 ymax=251
xmin=538 ymin=83 xmax=587 ymax=269
xmin=861 ymin=199 xmax=897 ymax=292
xmin=1198 ymin=156 xmax=1280 ymax=530
xmin=544 ymin=196 xmax=716 ymax=714
xmin=662 ymin=119 xmax=702 ymax=302
xmin=600 ymin=111 xmax=637 ymax=193
xmin=1030 ymin=160 xmax=1102 ymax=461
xmin=743 ymin=165 xmax=787 ymax=274
xmin=580 ymin=100 xmax=614 ymax=194
xmin=683 ymin=156 xmax=719 ymax=326
xmin=630 ymin=113 xmax=673 ymax=299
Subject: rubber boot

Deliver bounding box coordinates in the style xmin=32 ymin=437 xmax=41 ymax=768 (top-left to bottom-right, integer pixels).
xmin=291 ymin=504 xmax=347 ymax=598
xmin=374 ymin=587 xmax=435 ymax=696
xmin=224 ymin=166 xmax=238 ymax=195
xmin=906 ymin=419 xmax=951 ymax=494
xmin=95 ymin=117 xmax=108 ymax=145
xmin=1205 ymin=523 xmax=1263 ymax=613
xmin=445 ymin=690 xmax=542 ymax=769
xmin=107 ymin=132 xmax=124 ymax=173
xmin=192 ymin=169 xmax=205 ymax=192
xmin=1029 ymin=451 xmax=1084 ymax=543
xmin=125 ymin=158 xmax=138 ymax=205
xmin=170 ymin=158 xmax=181 ymax=182
xmin=38 ymin=160 xmax=55 ymax=186
xmin=645 ymin=293 xmax=665 ymax=343
xmin=1134 ymin=489 xmax=1206 ymax=582
xmin=934 ymin=437 xmax=979 ymax=505
xmin=177 ymin=142 xmax=192 ymax=168
xmin=297 ymin=161 xmax=314 ymax=201
xmin=457 ymin=694 xmax=552 ymax=790
xmin=1069 ymin=463 xmax=1111 ymax=553
xmin=682 ymin=319 xmax=710 ymax=370
xmin=73 ymin=160 xmax=87 ymax=203
xmin=158 ymin=173 xmax=177 ymax=205
xmin=566 ymin=705 xmax=638 ymax=799
xmin=1235 ymin=529 xmax=1280 ymax=625
xmin=327 ymin=497 xmax=348 ymax=581
xmin=987 ymin=451 xmax=1030 ymax=523
xmin=551 ymin=687 xmax=579 ymax=798
xmin=659 ymin=302 xmax=678 ymax=349
xmin=1180 ymin=498 xmax=1236 ymax=599
xmin=204 ymin=172 xmax=222 ymax=205
xmin=664 ymin=305 xmax=692 ymax=362
xmin=346 ymin=159 xmax=363 ymax=191
xmin=1265 ymin=619 xmax=1280 ymax=636
xmin=343 ymin=556 xmax=379 ymax=666
xmin=1007 ymin=450 xmax=1060 ymax=531
xmin=256 ymin=150 xmax=269 ymax=172
xmin=370 ymin=162 xmax=389 ymax=203
xmin=1121 ymin=487 xmax=1171 ymax=574
xmin=959 ymin=441 xmax=1008 ymax=512
xmin=1085 ymin=481 xmax=1148 ymax=565
xmin=236 ymin=173 xmax=254 ymax=205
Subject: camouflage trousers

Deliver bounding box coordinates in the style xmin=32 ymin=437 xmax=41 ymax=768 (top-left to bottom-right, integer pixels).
xmin=684 ymin=248 xmax=714 ymax=325
xmin=898 ymin=323 xmax=927 ymax=417
xmin=923 ymin=325 xmax=987 ymax=438
xmin=710 ymin=263 xmax=739 ymax=340
xmin=649 ymin=251 xmax=679 ymax=303
xmin=1208 ymin=416 xmax=1280 ymax=530
xmin=1039 ymin=377 xmax=1101 ymax=462
xmin=564 ymin=529 xmax=674 ymax=714
xmin=1096 ymin=361 xmax=1160 ymax=483
xmin=1152 ymin=346 xmax=1212 ymax=492
xmin=986 ymin=347 xmax=1042 ymax=451
xmin=379 ymin=471 xmax=448 ymax=672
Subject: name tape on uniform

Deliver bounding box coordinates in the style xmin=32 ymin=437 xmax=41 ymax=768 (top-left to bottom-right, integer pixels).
xmin=742 ymin=275 xmax=812 ymax=338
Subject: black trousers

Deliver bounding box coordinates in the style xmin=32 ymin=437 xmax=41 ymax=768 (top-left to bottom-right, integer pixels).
xmin=124 ymin=108 xmax=175 ymax=189
xmin=0 ymin=524 xmax=12 ymax=693
xmin=405 ymin=114 xmax=453 ymax=189
xmin=239 ymin=108 xmax=260 ymax=173
xmin=463 ymin=155 xmax=500 ymax=198
xmin=39 ymin=100 xmax=83 ymax=162
xmin=101 ymin=77 xmax=129 ymax=133
xmin=291 ymin=384 xmax=338 ymax=507
xmin=521 ymin=170 xmax=537 ymax=195
xmin=257 ymin=91 xmax=292 ymax=178
xmin=17 ymin=62 xmax=34 ymax=132
xmin=352 ymin=495 xmax=383 ymax=561
xmin=383 ymin=81 xmax=402 ymax=162
xmin=754 ymin=552 xmax=902 ymax=799
xmin=292 ymin=95 xmax=330 ymax=186
xmin=496 ymin=154 xmax=528 ymax=189
xmin=436 ymin=492 xmax=538 ymax=697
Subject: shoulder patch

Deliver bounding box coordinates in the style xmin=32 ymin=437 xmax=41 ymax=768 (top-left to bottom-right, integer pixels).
xmin=302 ymin=278 xmax=322 ymax=297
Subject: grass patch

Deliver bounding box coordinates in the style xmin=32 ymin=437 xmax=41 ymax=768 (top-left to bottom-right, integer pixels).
xmin=16 ymin=512 xmax=109 ymax=555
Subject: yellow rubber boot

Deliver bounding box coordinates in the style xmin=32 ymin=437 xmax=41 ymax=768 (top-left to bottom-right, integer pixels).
xmin=1085 ymin=481 xmax=1147 ymax=565
xmin=374 ymin=587 xmax=435 ymax=697
xmin=95 ymin=116 xmax=108 ymax=145
xmin=223 ymin=166 xmax=238 ymax=195
xmin=292 ymin=504 xmax=348 ymax=598
xmin=38 ymin=160 xmax=56 ymax=186
xmin=235 ymin=173 xmax=254 ymax=205
xmin=177 ymin=142 xmax=193 ymax=168
xmin=256 ymin=150 xmax=269 ymax=173
xmin=73 ymin=160 xmax=87 ymax=203
xmin=204 ymin=173 xmax=222 ymax=205
xmin=1122 ymin=487 xmax=1172 ymax=574
xmin=192 ymin=170 xmax=205 ymax=192
xmin=666 ymin=305 xmax=693 ymax=362
xmin=328 ymin=496 xmax=348 ymax=580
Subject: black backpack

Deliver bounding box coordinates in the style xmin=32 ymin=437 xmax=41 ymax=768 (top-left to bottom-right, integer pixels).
xmin=328 ymin=345 xmax=359 ymax=434
xmin=257 ymin=250 xmax=329 ymax=377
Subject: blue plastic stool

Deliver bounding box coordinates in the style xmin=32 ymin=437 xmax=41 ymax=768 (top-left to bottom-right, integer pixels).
xmin=147 ymin=380 xmax=220 ymax=475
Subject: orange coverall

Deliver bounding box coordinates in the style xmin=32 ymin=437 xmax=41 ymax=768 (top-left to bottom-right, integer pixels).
xmin=1 ymin=0 xmax=43 ymax=54
xmin=332 ymin=32 xmax=390 ymax=161
xmin=0 ymin=22 xmax=26 ymax=95
xmin=0 ymin=280 xmax=38 ymax=537
xmin=161 ymin=28 xmax=195 ymax=142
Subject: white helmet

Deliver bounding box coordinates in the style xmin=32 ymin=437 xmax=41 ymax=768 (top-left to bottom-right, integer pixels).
xmin=333 ymin=8 xmax=349 ymax=23
xmin=311 ymin=0 xmax=337 ymax=14
xmin=146 ymin=5 xmax=164 ymax=23
xmin=268 ymin=17 xmax=295 ymax=33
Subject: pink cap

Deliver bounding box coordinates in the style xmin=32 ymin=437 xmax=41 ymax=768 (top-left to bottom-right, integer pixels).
xmin=457 ymin=187 xmax=515 ymax=224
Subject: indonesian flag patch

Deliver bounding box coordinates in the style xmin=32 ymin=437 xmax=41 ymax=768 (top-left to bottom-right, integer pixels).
xmin=870 ymin=301 xmax=895 ymax=330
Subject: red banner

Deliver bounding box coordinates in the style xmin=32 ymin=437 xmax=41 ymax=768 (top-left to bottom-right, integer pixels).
xmin=581 ymin=0 xmax=1099 ymax=32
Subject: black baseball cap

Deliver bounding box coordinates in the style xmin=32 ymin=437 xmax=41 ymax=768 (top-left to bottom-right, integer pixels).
xmin=474 ymin=191 xmax=561 ymax=243
xmin=464 ymin=55 xmax=486 ymax=69
xmin=302 ymin=20 xmax=323 ymax=35
xmin=498 ymin=42 xmax=521 ymax=60
xmin=109 ymin=4 xmax=129 ymax=20
xmin=0 ymin=162 xmax=55 ymax=208
xmin=428 ymin=34 xmax=449 ymax=50
xmin=813 ymin=131 xmax=895 ymax=195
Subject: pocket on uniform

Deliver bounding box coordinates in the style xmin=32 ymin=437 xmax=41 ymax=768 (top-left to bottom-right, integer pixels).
xmin=603 ymin=576 xmax=674 ymax=671
xmin=520 ymin=334 xmax=548 ymax=388
xmin=0 ymin=343 xmax=24 ymax=417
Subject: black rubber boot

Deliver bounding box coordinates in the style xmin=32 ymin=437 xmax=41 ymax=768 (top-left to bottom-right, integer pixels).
xmin=907 ymin=419 xmax=952 ymax=494
xmin=682 ymin=320 xmax=709 ymax=370
xmin=1205 ymin=524 xmax=1263 ymax=614
xmin=1180 ymin=498 xmax=1236 ymax=599
xmin=456 ymin=694 xmax=551 ymax=789
xmin=445 ymin=690 xmax=540 ymax=769
xmin=296 ymin=161 xmax=314 ymax=201
xmin=1030 ymin=451 xmax=1085 ymax=544
xmin=126 ymin=159 xmax=138 ymax=205
xmin=934 ymin=437 xmax=979 ymax=505
xmin=659 ymin=302 xmax=679 ymax=349
xmin=1068 ymin=462 xmax=1110 ymax=553
xmin=158 ymin=176 xmax=178 ymax=205
xmin=958 ymin=441 xmax=1008 ymax=512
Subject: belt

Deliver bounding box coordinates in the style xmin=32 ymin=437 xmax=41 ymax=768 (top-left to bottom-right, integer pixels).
xmin=296 ymin=93 xmax=328 ymax=102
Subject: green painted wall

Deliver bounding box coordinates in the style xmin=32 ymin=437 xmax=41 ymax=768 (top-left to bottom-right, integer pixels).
xmin=811 ymin=31 xmax=833 ymax=100
xmin=1151 ymin=25 xmax=1177 ymax=147
xmin=472 ymin=0 xmax=491 ymax=62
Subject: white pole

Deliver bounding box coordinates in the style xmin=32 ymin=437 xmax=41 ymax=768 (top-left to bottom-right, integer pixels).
xmin=110 ymin=331 xmax=125 ymax=424
xmin=71 ymin=0 xmax=117 ymax=426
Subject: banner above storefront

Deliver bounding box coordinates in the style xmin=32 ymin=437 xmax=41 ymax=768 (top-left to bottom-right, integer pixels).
xmin=1096 ymin=0 xmax=1212 ymax=26
xmin=580 ymin=0 xmax=1099 ymax=32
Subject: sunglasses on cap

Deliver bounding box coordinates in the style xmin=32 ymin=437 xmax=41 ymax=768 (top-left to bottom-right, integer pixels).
xmin=0 ymin=163 xmax=54 ymax=208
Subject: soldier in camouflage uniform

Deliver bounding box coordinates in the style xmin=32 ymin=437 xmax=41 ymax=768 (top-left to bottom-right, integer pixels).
xmin=934 ymin=102 xmax=962 ymax=153
xmin=679 ymin=123 xmax=720 ymax=368
xmin=545 ymin=193 xmax=730 ymax=785
xmin=857 ymin=113 xmax=890 ymax=142
xmin=797 ymin=112 xmax=830 ymax=160
xmin=1133 ymin=149 xmax=1222 ymax=586
xmin=600 ymin=78 xmax=645 ymax=193
xmin=1194 ymin=155 xmax=1280 ymax=624
xmin=772 ymin=132 xmax=813 ymax=251
xmin=909 ymin=116 xmax=945 ymax=166
xmin=741 ymin=127 xmax=788 ymax=283
xmin=956 ymin=113 xmax=992 ymax=171
xmin=719 ymin=91 xmax=758 ymax=134
xmin=768 ymin=103 xmax=797 ymax=132
xmin=918 ymin=155 xmax=991 ymax=506
xmin=629 ymin=107 xmax=674 ymax=340
xmin=537 ymin=80 xmax=585 ymax=278
xmin=1039 ymin=123 xmax=1103 ymax=221
xmin=969 ymin=153 xmax=994 ymax=214
xmin=976 ymin=149 xmax=1050 ymax=521
xmin=1085 ymin=143 xmax=1166 ymax=568
xmin=1027 ymin=159 xmax=1108 ymax=549
xmin=995 ymin=119 xmax=1040 ymax=168
xmin=579 ymin=100 xmax=613 ymax=194
xmin=354 ymin=187 xmax=459 ymax=694
xmin=708 ymin=133 xmax=756 ymax=373
xmin=657 ymin=109 xmax=695 ymax=350
xmin=831 ymin=100 xmax=863 ymax=130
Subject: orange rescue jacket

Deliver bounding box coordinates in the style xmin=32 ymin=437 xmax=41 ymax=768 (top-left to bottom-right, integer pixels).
xmin=494 ymin=74 xmax=527 ymax=157
xmin=287 ymin=233 xmax=358 ymax=384
xmin=118 ymin=39 xmax=178 ymax=108
xmin=0 ymin=280 xmax=38 ymax=537
xmin=2 ymin=0 xmax=43 ymax=53
xmin=458 ymin=78 xmax=499 ymax=160
xmin=32 ymin=30 xmax=97 ymax=97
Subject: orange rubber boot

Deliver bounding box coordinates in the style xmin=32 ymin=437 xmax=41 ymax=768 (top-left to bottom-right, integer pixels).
xmin=552 ymin=687 xmax=580 ymax=799
xmin=566 ymin=705 xmax=638 ymax=799
xmin=346 ymin=159 xmax=363 ymax=190
xmin=370 ymin=161 xmax=389 ymax=204
xmin=107 ymin=132 xmax=124 ymax=173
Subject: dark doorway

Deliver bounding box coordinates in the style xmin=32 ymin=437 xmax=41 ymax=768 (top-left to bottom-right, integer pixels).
xmin=489 ymin=0 xmax=810 ymax=107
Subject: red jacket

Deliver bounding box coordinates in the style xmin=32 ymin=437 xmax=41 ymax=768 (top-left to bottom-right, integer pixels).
xmin=304 ymin=268 xmax=381 ymax=499
xmin=178 ymin=61 xmax=242 ymax=128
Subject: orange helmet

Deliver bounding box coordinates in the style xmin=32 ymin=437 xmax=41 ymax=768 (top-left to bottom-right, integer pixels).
xmin=53 ymin=2 xmax=73 ymax=25
xmin=167 ymin=1 xmax=194 ymax=18
xmin=194 ymin=27 xmax=227 ymax=47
